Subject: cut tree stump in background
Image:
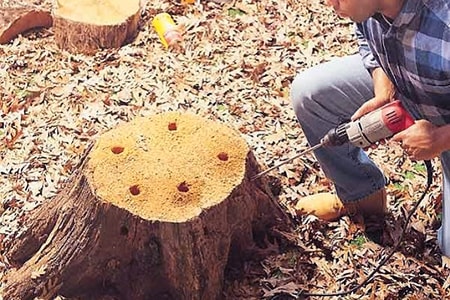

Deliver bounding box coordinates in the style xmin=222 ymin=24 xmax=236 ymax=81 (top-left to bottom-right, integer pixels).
xmin=2 ymin=112 xmax=291 ymax=300
xmin=53 ymin=0 xmax=142 ymax=54
xmin=0 ymin=6 xmax=52 ymax=44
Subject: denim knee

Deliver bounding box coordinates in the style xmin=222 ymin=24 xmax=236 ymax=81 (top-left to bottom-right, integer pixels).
xmin=290 ymin=71 xmax=324 ymax=127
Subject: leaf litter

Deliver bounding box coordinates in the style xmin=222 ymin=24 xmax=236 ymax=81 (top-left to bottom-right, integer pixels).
xmin=0 ymin=0 xmax=448 ymax=299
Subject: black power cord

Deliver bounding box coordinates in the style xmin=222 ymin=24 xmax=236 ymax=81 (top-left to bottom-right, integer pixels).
xmin=296 ymin=160 xmax=433 ymax=298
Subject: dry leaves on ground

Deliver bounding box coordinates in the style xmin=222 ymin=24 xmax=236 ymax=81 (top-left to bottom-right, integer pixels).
xmin=0 ymin=0 xmax=448 ymax=299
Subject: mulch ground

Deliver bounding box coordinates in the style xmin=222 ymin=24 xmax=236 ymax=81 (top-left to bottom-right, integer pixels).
xmin=0 ymin=0 xmax=448 ymax=299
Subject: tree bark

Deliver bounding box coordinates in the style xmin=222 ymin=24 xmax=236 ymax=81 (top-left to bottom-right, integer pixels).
xmin=0 ymin=6 xmax=52 ymax=44
xmin=53 ymin=0 xmax=141 ymax=54
xmin=2 ymin=112 xmax=291 ymax=300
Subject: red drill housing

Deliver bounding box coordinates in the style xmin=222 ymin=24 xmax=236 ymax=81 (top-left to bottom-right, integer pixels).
xmin=381 ymin=100 xmax=415 ymax=134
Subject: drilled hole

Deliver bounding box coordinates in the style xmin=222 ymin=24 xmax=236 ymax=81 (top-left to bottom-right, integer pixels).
xmin=177 ymin=182 xmax=189 ymax=193
xmin=217 ymin=152 xmax=229 ymax=161
xmin=120 ymin=226 xmax=129 ymax=236
xmin=129 ymin=185 xmax=140 ymax=196
xmin=111 ymin=146 xmax=124 ymax=154
xmin=168 ymin=122 xmax=177 ymax=131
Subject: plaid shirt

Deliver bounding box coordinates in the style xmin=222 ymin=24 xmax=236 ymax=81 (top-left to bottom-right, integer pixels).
xmin=356 ymin=0 xmax=450 ymax=126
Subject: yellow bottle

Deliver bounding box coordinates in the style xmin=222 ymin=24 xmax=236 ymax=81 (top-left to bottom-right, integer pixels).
xmin=152 ymin=13 xmax=182 ymax=49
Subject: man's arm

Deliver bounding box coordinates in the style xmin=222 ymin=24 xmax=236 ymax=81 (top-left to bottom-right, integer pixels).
xmin=354 ymin=25 xmax=449 ymax=160
xmin=371 ymin=67 xmax=396 ymax=103
xmin=352 ymin=24 xmax=396 ymax=120
xmin=355 ymin=23 xmax=379 ymax=71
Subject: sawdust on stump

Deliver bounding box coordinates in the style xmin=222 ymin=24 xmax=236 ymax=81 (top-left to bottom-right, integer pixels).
xmin=53 ymin=0 xmax=141 ymax=54
xmin=0 ymin=6 xmax=52 ymax=44
xmin=2 ymin=112 xmax=290 ymax=300
xmin=89 ymin=112 xmax=249 ymax=222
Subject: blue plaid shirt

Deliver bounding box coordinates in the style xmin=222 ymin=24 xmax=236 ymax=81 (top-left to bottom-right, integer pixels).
xmin=356 ymin=0 xmax=450 ymax=126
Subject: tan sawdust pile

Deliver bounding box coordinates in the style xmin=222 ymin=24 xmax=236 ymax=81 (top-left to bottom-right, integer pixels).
xmin=87 ymin=112 xmax=249 ymax=222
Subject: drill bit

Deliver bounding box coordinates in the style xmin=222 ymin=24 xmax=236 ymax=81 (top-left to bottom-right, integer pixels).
xmin=251 ymin=142 xmax=323 ymax=180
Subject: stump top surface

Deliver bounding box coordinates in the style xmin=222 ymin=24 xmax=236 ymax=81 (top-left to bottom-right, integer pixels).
xmin=55 ymin=0 xmax=140 ymax=25
xmin=87 ymin=112 xmax=249 ymax=222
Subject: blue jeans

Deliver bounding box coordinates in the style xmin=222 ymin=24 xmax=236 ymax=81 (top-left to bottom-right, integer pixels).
xmin=291 ymin=54 xmax=450 ymax=256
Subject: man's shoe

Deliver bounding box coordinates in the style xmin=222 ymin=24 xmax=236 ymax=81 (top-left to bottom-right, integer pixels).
xmin=294 ymin=188 xmax=387 ymax=221
xmin=294 ymin=192 xmax=345 ymax=221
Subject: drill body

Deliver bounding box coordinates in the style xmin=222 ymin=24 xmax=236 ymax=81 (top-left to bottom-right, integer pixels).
xmin=321 ymin=100 xmax=415 ymax=148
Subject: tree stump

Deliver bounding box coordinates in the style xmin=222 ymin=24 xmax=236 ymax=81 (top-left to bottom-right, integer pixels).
xmin=53 ymin=0 xmax=141 ymax=54
xmin=2 ymin=112 xmax=290 ymax=300
xmin=0 ymin=6 xmax=52 ymax=44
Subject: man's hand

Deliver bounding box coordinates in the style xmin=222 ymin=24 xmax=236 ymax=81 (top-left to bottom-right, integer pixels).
xmin=351 ymin=97 xmax=391 ymax=121
xmin=352 ymin=67 xmax=396 ymax=120
xmin=391 ymin=120 xmax=449 ymax=160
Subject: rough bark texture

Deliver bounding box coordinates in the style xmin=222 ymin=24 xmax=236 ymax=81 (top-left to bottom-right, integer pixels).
xmin=53 ymin=0 xmax=141 ymax=54
xmin=0 ymin=6 xmax=52 ymax=44
xmin=2 ymin=113 xmax=291 ymax=300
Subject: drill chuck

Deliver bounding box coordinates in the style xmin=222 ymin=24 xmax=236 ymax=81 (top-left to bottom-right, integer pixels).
xmin=321 ymin=123 xmax=350 ymax=146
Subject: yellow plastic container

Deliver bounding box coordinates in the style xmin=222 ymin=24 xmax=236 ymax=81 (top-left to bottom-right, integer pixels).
xmin=152 ymin=13 xmax=182 ymax=48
